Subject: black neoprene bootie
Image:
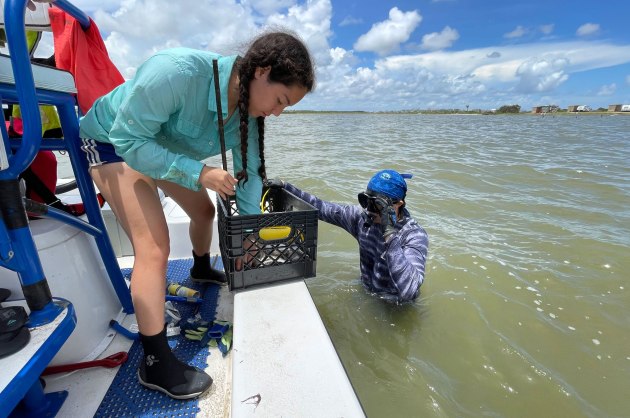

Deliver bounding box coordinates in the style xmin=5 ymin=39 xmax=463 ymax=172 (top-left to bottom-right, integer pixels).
xmin=0 ymin=305 xmax=30 ymax=359
xmin=138 ymin=326 xmax=212 ymax=399
xmin=190 ymin=251 xmax=227 ymax=285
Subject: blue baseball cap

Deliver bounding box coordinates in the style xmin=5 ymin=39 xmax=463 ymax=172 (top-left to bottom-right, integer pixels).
xmin=366 ymin=170 xmax=413 ymax=201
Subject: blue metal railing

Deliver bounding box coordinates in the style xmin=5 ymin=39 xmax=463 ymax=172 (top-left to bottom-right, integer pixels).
xmin=2 ymin=0 xmax=41 ymax=179
xmin=1 ymin=0 xmax=134 ymax=314
xmin=0 ymin=5 xmax=81 ymax=414
xmin=54 ymin=0 xmax=91 ymax=29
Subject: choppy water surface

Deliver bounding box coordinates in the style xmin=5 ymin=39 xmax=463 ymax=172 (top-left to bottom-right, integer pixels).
xmin=261 ymin=114 xmax=629 ymax=418
xmin=60 ymin=113 xmax=629 ymax=417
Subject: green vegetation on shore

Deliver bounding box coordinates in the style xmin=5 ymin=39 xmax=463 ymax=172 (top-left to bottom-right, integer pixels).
xmin=286 ymin=107 xmax=630 ymax=116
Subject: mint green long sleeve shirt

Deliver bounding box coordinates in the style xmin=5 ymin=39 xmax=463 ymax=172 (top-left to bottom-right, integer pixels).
xmin=79 ymin=47 xmax=262 ymax=214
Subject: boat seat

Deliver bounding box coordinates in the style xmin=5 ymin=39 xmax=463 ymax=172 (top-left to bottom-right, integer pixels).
xmin=0 ymin=54 xmax=77 ymax=94
xmin=0 ymin=1 xmax=75 ymax=94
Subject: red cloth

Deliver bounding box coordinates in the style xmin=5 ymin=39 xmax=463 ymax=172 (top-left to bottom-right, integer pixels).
xmin=48 ymin=8 xmax=124 ymax=114
xmin=27 ymin=150 xmax=57 ymax=202
xmin=9 ymin=117 xmax=23 ymax=135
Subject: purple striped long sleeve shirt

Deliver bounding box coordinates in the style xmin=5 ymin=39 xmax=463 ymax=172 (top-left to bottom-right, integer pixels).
xmin=284 ymin=183 xmax=429 ymax=303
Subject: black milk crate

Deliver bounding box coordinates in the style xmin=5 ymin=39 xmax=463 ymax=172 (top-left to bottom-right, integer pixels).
xmin=217 ymin=188 xmax=318 ymax=290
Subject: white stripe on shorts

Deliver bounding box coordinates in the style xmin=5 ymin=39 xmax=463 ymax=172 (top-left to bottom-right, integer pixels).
xmin=81 ymin=138 xmax=103 ymax=166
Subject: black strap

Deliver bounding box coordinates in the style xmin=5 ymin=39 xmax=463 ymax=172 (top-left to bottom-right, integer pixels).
xmin=20 ymin=167 xmax=78 ymax=215
xmin=20 ymin=167 xmax=60 ymax=206
xmin=212 ymin=59 xmax=228 ymax=172
xmin=0 ymin=288 xmax=10 ymax=306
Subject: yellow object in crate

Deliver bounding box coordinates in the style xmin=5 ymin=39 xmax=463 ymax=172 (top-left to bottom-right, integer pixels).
xmin=259 ymin=225 xmax=292 ymax=241
xmin=259 ymin=188 xmax=300 ymax=241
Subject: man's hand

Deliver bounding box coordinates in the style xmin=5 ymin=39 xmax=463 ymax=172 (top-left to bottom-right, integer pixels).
xmin=263 ymin=178 xmax=284 ymax=189
xmin=379 ymin=204 xmax=397 ymax=239
xmin=27 ymin=0 xmax=55 ymax=12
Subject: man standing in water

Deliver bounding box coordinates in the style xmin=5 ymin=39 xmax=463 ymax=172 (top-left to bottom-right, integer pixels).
xmin=267 ymin=170 xmax=428 ymax=303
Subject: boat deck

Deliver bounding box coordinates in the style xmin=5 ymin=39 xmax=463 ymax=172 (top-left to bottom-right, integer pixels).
xmin=40 ymin=256 xmax=234 ymax=417
xmin=2 ymin=194 xmax=364 ymax=417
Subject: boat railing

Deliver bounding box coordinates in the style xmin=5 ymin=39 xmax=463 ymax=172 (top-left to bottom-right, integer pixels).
xmin=0 ymin=0 xmax=134 ymax=315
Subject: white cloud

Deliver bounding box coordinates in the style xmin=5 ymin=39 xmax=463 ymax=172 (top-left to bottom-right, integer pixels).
xmin=504 ymin=25 xmax=527 ymax=39
xmin=539 ymin=24 xmax=554 ymax=35
xmin=515 ymin=57 xmax=569 ymax=92
xmin=65 ymin=0 xmax=122 ymax=13
xmin=577 ymin=23 xmax=600 ymax=36
xmin=421 ymin=26 xmax=459 ymax=51
xmin=597 ymin=83 xmax=616 ymax=96
xmin=245 ymin=0 xmax=295 ymax=15
xmin=339 ymin=16 xmax=362 ymax=27
xmin=93 ymin=0 xmax=259 ymax=78
xmin=265 ymin=0 xmax=333 ymax=66
xmin=65 ymin=0 xmax=336 ymax=102
xmin=354 ymin=7 xmax=421 ymax=56
xmin=85 ymin=0 xmax=334 ymax=78
xmin=39 ymin=1 xmax=630 ymax=111
xmin=313 ymin=40 xmax=630 ymax=110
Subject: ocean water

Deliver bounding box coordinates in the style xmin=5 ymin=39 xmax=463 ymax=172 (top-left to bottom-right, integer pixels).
xmin=60 ymin=113 xmax=630 ymax=417
xmin=261 ymin=114 xmax=630 ymax=418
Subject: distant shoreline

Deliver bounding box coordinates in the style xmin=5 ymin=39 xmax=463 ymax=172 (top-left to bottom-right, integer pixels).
xmin=285 ymin=110 xmax=630 ymax=116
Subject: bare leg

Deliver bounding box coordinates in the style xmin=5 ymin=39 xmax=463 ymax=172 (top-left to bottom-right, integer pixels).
xmin=89 ymin=162 xmax=213 ymax=399
xmin=156 ymin=180 xmax=215 ymax=257
xmin=90 ymin=162 xmax=169 ymax=336
xmin=157 ymin=181 xmax=227 ymax=284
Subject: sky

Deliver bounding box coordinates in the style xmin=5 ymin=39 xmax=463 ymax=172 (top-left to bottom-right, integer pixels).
xmin=34 ymin=0 xmax=630 ymax=111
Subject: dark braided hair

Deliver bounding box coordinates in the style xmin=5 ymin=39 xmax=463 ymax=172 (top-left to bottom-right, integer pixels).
xmin=236 ymin=31 xmax=315 ymax=183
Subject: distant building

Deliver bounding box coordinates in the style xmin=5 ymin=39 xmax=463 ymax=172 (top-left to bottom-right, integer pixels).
xmin=609 ymin=104 xmax=622 ymax=112
xmin=622 ymin=104 xmax=630 ymax=112
xmin=532 ymin=106 xmax=549 ymax=113
xmin=532 ymin=105 xmax=558 ymax=113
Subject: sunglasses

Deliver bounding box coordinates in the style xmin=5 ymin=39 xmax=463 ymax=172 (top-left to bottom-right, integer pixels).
xmin=357 ymin=192 xmax=397 ymax=213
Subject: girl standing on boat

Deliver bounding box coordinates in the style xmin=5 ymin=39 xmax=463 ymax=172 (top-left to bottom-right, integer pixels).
xmin=77 ymin=32 xmax=315 ymax=399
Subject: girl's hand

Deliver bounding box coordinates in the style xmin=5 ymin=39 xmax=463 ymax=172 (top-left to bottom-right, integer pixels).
xmin=27 ymin=0 xmax=55 ymax=11
xmin=199 ymin=166 xmax=237 ymax=200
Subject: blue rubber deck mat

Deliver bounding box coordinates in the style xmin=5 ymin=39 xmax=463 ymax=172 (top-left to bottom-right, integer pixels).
xmin=94 ymin=257 xmax=222 ymax=418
